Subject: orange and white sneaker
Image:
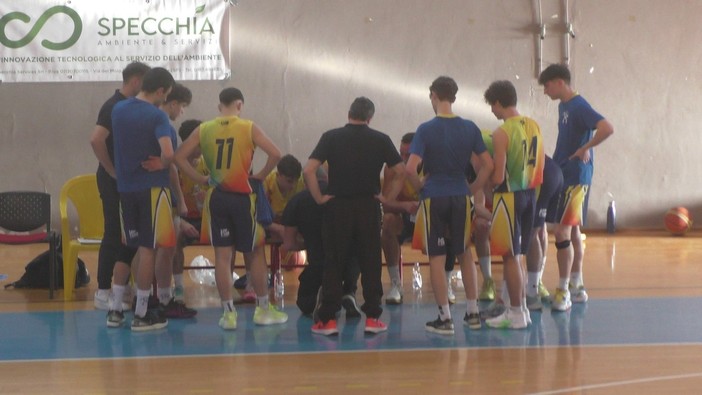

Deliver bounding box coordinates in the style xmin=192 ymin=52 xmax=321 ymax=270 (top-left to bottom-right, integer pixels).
xmin=312 ymin=319 xmax=339 ymax=336
xmin=364 ymin=318 xmax=388 ymax=334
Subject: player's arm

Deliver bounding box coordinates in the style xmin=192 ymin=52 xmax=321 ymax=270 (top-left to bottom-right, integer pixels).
xmin=250 ymin=123 xmax=282 ymax=181
xmin=381 ymin=165 xmax=393 ymax=196
xmin=570 ymin=119 xmax=614 ymax=163
xmin=491 ymin=128 xmax=507 ymax=186
xmin=472 ymin=151 xmax=494 ymax=200
xmin=89 ymin=125 xmax=116 ymax=178
xmin=157 ymin=136 xmax=175 ymax=168
xmin=380 ymin=161 xmax=406 ymax=202
xmin=169 ymin=164 xmax=188 ymax=216
xmin=303 ymin=159 xmax=333 ymax=205
xmin=174 ymin=128 xmax=209 ymax=185
xmin=405 ymin=154 xmax=423 ymax=193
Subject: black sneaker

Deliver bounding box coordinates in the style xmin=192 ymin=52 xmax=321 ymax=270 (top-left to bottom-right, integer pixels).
xmin=131 ymin=294 xmax=160 ymax=312
xmin=162 ymin=298 xmax=197 ymax=319
xmin=341 ymin=294 xmax=362 ymax=319
xmin=106 ymin=310 xmax=125 ymax=328
xmin=233 ymin=274 xmax=273 ymax=290
xmin=131 ymin=309 xmax=168 ymax=332
xmin=233 ymin=274 xmax=248 ymax=290
xmin=463 ymin=312 xmax=482 ymax=330
xmin=425 ymin=316 xmax=454 ymax=335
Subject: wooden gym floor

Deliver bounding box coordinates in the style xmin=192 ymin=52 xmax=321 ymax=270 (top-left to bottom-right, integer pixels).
xmin=2 ymin=230 xmax=702 ymax=394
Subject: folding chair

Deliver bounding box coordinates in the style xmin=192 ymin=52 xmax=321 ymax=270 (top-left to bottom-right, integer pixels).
xmin=0 ymin=191 xmax=58 ymax=298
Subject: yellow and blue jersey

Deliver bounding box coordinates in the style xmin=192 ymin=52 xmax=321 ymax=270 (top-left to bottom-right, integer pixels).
xmin=199 ymin=116 xmax=254 ymax=194
xmin=495 ymin=116 xmax=544 ymax=192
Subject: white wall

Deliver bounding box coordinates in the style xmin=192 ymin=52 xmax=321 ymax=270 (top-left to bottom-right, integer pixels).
xmin=1 ymin=0 xmax=701 ymax=229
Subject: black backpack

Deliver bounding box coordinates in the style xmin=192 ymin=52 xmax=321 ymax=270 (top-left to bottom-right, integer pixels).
xmin=4 ymin=243 xmax=90 ymax=289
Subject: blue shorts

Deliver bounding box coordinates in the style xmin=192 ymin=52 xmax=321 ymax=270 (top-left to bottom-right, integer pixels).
xmin=550 ymin=184 xmax=590 ymax=226
xmin=490 ymin=189 xmax=536 ymax=256
xmin=206 ymin=189 xmax=265 ymax=251
xmin=535 ymin=159 xmax=564 ymax=228
xmin=413 ymin=195 xmax=472 ymax=257
xmin=120 ymin=187 xmax=176 ymax=249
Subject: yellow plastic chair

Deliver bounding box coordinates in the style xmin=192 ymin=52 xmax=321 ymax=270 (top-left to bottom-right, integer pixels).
xmin=60 ymin=174 xmax=103 ymax=301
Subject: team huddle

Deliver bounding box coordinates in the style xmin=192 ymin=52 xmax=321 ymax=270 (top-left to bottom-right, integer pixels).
xmin=90 ymin=62 xmax=612 ymax=335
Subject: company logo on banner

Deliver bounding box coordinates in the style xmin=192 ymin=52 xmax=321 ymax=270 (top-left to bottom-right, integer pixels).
xmin=0 ymin=0 xmax=230 ymax=82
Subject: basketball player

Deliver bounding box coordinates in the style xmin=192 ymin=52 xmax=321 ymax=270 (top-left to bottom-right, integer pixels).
xmin=110 ymin=67 xmax=175 ymax=331
xmin=380 ymin=132 xmax=420 ymax=305
xmin=483 ymin=80 xmax=545 ymax=329
xmin=538 ymin=64 xmax=614 ymax=311
xmin=408 ymin=76 xmax=493 ymax=335
xmin=174 ymin=87 xmax=288 ymax=330
xmin=525 ymin=155 xmax=563 ymax=310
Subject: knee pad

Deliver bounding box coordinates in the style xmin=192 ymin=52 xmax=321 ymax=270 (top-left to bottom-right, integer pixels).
xmin=555 ymin=240 xmax=571 ymax=250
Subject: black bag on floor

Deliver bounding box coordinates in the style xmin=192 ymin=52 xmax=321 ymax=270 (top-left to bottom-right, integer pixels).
xmin=4 ymin=243 xmax=90 ymax=289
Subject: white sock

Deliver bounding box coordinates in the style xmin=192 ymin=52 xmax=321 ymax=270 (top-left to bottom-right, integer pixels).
xmin=110 ymin=284 xmax=126 ymax=311
xmin=439 ymin=304 xmax=451 ymax=321
xmin=570 ymin=272 xmax=583 ymax=287
xmin=467 ymin=299 xmax=479 ymax=314
xmin=559 ymin=277 xmax=569 ymax=290
xmin=257 ymin=295 xmax=270 ymax=309
xmin=222 ymin=300 xmax=235 ymax=313
xmin=526 ymin=272 xmax=539 ymax=297
xmin=135 ymin=289 xmax=150 ymax=317
xmin=479 ymin=256 xmax=492 ymax=280
xmin=173 ymin=274 xmax=184 ymax=288
xmin=388 ymin=264 xmax=401 ymax=285
xmin=157 ymin=287 xmax=172 ymax=304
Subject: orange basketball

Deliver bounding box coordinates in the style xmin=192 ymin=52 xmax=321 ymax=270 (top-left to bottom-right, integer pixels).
xmin=664 ymin=207 xmax=693 ymax=236
xmin=279 ymin=247 xmax=306 ymax=268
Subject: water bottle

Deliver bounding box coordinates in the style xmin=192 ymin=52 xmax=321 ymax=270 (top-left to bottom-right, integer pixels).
xmin=412 ymin=262 xmax=422 ymax=290
xmin=607 ymin=199 xmax=616 ymax=234
xmin=274 ymin=269 xmax=285 ymax=300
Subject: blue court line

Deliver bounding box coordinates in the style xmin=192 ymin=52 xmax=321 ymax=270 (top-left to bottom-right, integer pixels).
xmin=0 ymin=296 xmax=698 ymax=362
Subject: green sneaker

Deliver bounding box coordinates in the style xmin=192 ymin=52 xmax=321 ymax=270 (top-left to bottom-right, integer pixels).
xmin=254 ymin=305 xmax=288 ymax=325
xmin=479 ymin=278 xmax=496 ymax=301
xmin=219 ymin=310 xmax=237 ymax=330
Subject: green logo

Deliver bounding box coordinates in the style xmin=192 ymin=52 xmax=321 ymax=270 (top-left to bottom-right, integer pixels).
xmin=0 ymin=5 xmax=83 ymax=50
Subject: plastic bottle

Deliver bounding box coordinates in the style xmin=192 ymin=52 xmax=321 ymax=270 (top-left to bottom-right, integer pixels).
xmin=412 ymin=262 xmax=422 ymax=290
xmin=274 ymin=269 xmax=285 ymax=300
xmin=607 ymin=199 xmax=616 ymax=234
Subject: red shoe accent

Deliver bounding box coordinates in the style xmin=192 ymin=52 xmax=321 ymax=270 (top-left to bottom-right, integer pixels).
xmin=311 ymin=319 xmax=339 ymax=336
xmin=364 ymin=318 xmax=387 ymax=334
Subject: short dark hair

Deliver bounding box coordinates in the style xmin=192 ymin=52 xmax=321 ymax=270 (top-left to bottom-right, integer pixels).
xmin=430 ymin=76 xmax=458 ymax=103
xmin=348 ymin=97 xmax=375 ymax=121
xmin=141 ymin=67 xmax=175 ymax=94
xmin=538 ymin=64 xmax=571 ymax=85
xmin=484 ymin=80 xmax=517 ymax=107
xmin=166 ymin=83 xmax=192 ymax=105
xmin=219 ymin=87 xmax=244 ymax=106
xmin=122 ymin=62 xmax=150 ymax=83
xmin=277 ymin=154 xmax=302 ymax=179
xmin=401 ymin=132 xmax=415 ymax=144
xmin=178 ymin=119 xmax=202 ymax=141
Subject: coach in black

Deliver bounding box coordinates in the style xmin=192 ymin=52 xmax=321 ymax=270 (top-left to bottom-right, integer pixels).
xmin=304 ymin=97 xmax=405 ymax=336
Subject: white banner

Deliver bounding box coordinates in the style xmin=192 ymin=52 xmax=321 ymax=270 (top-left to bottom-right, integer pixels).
xmin=0 ymin=0 xmax=230 ymax=82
